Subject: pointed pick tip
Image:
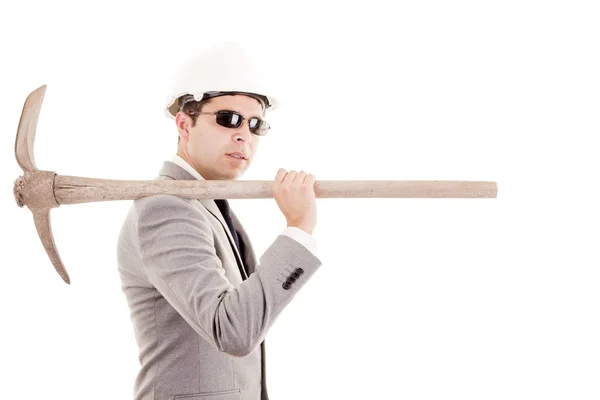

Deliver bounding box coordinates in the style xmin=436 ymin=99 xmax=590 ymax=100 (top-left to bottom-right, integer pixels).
xmin=48 ymin=247 xmax=71 ymax=285
xmin=25 ymin=84 xmax=47 ymax=102
xmin=37 ymin=84 xmax=47 ymax=95
xmin=57 ymin=268 xmax=71 ymax=284
xmin=15 ymin=84 xmax=48 ymax=174
xmin=31 ymin=209 xmax=71 ymax=286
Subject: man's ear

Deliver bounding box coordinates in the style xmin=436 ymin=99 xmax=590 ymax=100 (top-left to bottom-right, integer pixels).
xmin=175 ymin=112 xmax=190 ymax=144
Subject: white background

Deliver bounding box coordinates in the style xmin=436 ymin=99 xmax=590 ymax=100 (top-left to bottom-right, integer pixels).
xmin=1 ymin=1 xmax=599 ymax=399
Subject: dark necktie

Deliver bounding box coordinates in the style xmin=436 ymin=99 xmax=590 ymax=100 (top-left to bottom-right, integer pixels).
xmin=214 ymin=199 xmax=242 ymax=256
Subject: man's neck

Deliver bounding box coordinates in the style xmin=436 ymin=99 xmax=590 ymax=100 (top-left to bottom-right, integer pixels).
xmin=171 ymin=153 xmax=205 ymax=181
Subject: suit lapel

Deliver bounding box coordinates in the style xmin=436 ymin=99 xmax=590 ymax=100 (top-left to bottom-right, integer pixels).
xmin=157 ymin=161 xmax=249 ymax=280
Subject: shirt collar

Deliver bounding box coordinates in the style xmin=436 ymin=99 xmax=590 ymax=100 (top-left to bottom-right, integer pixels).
xmin=170 ymin=154 xmax=205 ymax=181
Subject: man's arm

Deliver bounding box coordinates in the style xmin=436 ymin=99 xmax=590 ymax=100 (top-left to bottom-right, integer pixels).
xmin=135 ymin=194 xmax=322 ymax=357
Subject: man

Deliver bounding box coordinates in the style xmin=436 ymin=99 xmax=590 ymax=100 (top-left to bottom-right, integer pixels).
xmin=116 ymin=42 xmax=322 ymax=400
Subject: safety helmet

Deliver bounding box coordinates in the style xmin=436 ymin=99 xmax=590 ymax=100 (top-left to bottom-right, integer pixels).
xmin=164 ymin=42 xmax=280 ymax=119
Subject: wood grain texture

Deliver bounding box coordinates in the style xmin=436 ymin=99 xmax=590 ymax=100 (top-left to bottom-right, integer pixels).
xmin=54 ymin=175 xmax=497 ymax=204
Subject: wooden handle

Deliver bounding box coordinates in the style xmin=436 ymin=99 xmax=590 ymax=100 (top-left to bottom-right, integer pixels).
xmin=54 ymin=175 xmax=497 ymax=205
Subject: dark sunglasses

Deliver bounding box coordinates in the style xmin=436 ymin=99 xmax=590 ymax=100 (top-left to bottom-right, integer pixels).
xmin=194 ymin=110 xmax=270 ymax=136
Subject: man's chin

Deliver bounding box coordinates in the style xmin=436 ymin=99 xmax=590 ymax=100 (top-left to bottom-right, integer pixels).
xmin=220 ymin=170 xmax=245 ymax=180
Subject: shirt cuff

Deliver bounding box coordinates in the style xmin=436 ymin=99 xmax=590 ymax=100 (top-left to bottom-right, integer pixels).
xmin=281 ymin=226 xmax=317 ymax=257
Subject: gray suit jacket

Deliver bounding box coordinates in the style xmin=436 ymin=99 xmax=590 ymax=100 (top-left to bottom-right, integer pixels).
xmin=116 ymin=161 xmax=322 ymax=400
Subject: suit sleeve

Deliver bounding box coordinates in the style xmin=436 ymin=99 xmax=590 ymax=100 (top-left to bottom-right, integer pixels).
xmin=282 ymin=226 xmax=318 ymax=256
xmin=135 ymin=194 xmax=322 ymax=357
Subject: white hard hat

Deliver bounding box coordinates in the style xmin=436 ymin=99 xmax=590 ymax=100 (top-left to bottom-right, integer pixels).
xmin=164 ymin=42 xmax=280 ymax=119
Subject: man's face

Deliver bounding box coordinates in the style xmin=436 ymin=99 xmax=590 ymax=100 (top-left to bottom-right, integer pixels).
xmin=177 ymin=94 xmax=264 ymax=180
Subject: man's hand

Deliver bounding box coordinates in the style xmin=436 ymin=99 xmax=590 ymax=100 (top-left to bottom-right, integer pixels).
xmin=273 ymin=169 xmax=317 ymax=235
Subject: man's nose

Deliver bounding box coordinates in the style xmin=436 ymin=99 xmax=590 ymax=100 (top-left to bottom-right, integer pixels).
xmin=234 ymin=122 xmax=253 ymax=142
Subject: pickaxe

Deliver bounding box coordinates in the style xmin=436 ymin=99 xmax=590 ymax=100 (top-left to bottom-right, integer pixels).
xmin=13 ymin=85 xmax=498 ymax=285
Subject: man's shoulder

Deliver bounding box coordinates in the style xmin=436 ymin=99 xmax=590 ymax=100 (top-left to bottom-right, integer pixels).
xmin=123 ymin=163 xmax=207 ymax=224
xmin=134 ymin=194 xmax=198 ymax=216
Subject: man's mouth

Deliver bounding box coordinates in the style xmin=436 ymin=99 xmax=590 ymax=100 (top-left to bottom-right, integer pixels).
xmin=226 ymin=152 xmax=248 ymax=160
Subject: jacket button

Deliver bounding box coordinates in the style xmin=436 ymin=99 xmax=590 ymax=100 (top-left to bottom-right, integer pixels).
xmin=296 ymin=268 xmax=304 ymax=275
xmin=287 ymin=276 xmax=296 ymax=283
xmin=292 ymin=271 xmax=300 ymax=279
xmin=282 ymin=281 xmax=291 ymax=290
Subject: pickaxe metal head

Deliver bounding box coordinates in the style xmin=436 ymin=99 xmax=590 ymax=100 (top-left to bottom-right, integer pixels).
xmin=13 ymin=85 xmax=70 ymax=284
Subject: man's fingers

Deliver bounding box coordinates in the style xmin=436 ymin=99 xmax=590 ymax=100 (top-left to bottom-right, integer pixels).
xmin=283 ymin=170 xmax=297 ymax=186
xmin=275 ymin=168 xmax=287 ymax=185
xmin=275 ymin=169 xmax=315 ymax=187
xmin=296 ymin=171 xmax=307 ymax=183
xmin=304 ymin=174 xmax=316 ymax=186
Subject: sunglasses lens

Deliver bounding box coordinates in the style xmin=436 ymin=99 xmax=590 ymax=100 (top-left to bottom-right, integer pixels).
xmin=215 ymin=111 xmax=269 ymax=136
xmin=251 ymin=119 xmax=270 ymax=136
xmin=216 ymin=111 xmax=242 ymax=128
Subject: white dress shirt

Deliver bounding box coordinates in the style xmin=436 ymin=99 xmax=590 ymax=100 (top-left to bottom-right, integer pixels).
xmin=169 ymin=155 xmax=317 ymax=256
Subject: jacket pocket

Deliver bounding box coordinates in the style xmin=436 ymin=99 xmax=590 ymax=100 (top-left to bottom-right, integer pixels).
xmin=173 ymin=389 xmax=241 ymax=400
